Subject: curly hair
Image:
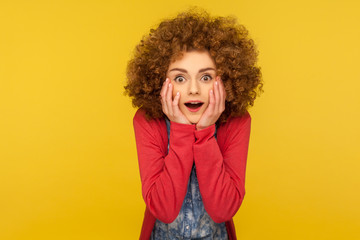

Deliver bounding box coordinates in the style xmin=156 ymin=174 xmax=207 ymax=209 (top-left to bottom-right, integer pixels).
xmin=124 ymin=7 xmax=263 ymax=124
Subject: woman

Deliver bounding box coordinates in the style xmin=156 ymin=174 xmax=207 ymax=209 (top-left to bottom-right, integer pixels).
xmin=125 ymin=7 xmax=263 ymax=240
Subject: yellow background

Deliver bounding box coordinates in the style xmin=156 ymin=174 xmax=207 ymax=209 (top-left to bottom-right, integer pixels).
xmin=1 ymin=0 xmax=359 ymax=239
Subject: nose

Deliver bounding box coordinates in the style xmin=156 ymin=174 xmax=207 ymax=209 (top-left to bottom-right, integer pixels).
xmin=189 ymin=79 xmax=199 ymax=95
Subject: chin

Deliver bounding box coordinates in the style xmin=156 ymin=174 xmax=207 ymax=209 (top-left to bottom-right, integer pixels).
xmin=186 ymin=115 xmax=201 ymax=124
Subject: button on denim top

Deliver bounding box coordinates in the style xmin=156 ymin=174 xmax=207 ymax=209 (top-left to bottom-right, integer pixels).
xmin=150 ymin=119 xmax=228 ymax=240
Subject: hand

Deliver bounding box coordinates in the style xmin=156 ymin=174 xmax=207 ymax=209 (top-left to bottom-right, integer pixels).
xmin=196 ymin=76 xmax=226 ymax=130
xmin=160 ymin=78 xmax=191 ymax=125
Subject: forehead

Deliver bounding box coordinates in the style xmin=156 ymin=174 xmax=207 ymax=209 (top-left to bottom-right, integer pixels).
xmin=168 ymin=50 xmax=216 ymax=70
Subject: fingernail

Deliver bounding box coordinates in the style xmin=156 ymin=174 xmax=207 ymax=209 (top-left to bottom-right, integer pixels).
xmin=169 ymin=83 xmax=171 ymax=88
xmin=176 ymin=92 xmax=179 ymax=96
xmin=215 ymin=81 xmax=218 ymax=85
xmin=166 ymin=78 xmax=169 ymax=82
xmin=210 ymin=90 xmax=213 ymax=94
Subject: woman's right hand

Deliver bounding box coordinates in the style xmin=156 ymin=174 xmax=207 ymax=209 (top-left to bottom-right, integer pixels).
xmin=160 ymin=78 xmax=191 ymax=125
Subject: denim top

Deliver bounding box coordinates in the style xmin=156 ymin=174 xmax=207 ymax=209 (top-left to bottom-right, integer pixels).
xmin=150 ymin=119 xmax=228 ymax=240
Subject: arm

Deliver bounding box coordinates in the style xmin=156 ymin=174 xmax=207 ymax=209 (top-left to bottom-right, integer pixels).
xmin=133 ymin=109 xmax=196 ymax=223
xmin=193 ymin=112 xmax=251 ymax=223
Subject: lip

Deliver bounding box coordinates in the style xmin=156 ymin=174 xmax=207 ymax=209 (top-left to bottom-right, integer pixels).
xmin=184 ymin=100 xmax=204 ymax=112
xmin=185 ymin=100 xmax=203 ymax=104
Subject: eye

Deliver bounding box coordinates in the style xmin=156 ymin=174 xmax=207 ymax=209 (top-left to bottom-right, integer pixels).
xmin=201 ymin=74 xmax=213 ymax=82
xmin=174 ymin=76 xmax=186 ymax=83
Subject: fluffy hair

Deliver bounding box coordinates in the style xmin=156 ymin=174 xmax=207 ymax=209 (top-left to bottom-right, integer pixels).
xmin=124 ymin=7 xmax=263 ymax=124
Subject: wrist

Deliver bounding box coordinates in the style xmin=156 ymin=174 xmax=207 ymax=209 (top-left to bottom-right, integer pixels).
xmin=194 ymin=123 xmax=216 ymax=142
xmin=196 ymin=125 xmax=206 ymax=130
xmin=196 ymin=123 xmax=213 ymax=131
xmin=166 ymin=115 xmax=191 ymax=125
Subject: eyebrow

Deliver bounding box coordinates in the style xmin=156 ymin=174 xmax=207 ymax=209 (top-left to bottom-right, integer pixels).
xmin=168 ymin=67 xmax=216 ymax=73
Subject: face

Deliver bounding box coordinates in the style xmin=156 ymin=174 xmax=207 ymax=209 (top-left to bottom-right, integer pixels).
xmin=166 ymin=50 xmax=217 ymax=124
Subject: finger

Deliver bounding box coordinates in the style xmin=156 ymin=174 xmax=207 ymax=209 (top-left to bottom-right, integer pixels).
xmin=218 ymin=76 xmax=226 ymax=112
xmin=214 ymin=80 xmax=220 ymax=113
xmin=197 ymin=89 xmax=215 ymax=129
xmin=166 ymin=82 xmax=174 ymax=116
xmin=207 ymin=88 xmax=215 ymax=115
xmin=161 ymin=79 xmax=169 ymax=113
xmin=160 ymin=78 xmax=169 ymax=99
xmin=172 ymin=91 xmax=181 ymax=115
xmin=173 ymin=92 xmax=190 ymax=124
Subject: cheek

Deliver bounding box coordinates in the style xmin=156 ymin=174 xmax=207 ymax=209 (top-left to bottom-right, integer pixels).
xmin=203 ymin=85 xmax=213 ymax=101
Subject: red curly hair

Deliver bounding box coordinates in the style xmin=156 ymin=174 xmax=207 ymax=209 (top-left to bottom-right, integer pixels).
xmin=125 ymin=7 xmax=263 ymax=123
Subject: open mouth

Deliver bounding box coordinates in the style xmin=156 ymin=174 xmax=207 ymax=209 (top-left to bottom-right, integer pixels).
xmin=184 ymin=101 xmax=204 ymax=112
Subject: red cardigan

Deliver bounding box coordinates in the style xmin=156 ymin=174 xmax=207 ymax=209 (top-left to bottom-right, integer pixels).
xmin=133 ymin=108 xmax=251 ymax=240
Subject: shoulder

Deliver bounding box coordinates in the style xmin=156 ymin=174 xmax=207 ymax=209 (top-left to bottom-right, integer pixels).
xmin=133 ymin=108 xmax=147 ymax=123
xmin=133 ymin=108 xmax=159 ymax=124
xmin=133 ymin=108 xmax=167 ymax=134
xmin=133 ymin=108 xmax=168 ymax=153
xmin=217 ymin=111 xmax=251 ymax=145
xmin=219 ymin=111 xmax=251 ymax=132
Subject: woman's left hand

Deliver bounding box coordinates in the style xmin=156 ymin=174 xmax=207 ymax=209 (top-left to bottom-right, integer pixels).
xmin=196 ymin=76 xmax=226 ymax=130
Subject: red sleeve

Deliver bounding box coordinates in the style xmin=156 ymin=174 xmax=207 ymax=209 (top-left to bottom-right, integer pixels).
xmin=133 ymin=109 xmax=196 ymax=223
xmin=193 ymin=112 xmax=251 ymax=223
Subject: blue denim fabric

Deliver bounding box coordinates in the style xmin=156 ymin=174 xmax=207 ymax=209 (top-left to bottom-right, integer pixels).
xmin=150 ymin=119 xmax=228 ymax=240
